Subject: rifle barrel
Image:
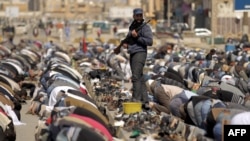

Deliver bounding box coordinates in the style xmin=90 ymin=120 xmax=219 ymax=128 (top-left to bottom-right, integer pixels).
xmin=135 ymin=19 xmax=151 ymax=32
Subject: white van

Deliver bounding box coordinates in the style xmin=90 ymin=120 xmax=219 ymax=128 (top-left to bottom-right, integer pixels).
xmin=15 ymin=23 xmax=29 ymax=35
xmin=92 ymin=21 xmax=115 ymax=34
xmin=115 ymin=28 xmax=129 ymax=39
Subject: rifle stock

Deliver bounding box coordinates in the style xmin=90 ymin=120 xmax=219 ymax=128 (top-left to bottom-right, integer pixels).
xmin=113 ymin=41 xmax=124 ymax=54
xmin=113 ymin=20 xmax=151 ymax=54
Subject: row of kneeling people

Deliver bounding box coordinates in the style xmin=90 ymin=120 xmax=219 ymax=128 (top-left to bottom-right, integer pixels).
xmin=0 ymin=39 xmax=44 ymax=141
xmin=26 ymin=43 xmax=117 ymax=141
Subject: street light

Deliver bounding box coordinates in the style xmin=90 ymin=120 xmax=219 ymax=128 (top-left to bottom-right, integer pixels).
xmin=167 ymin=0 xmax=170 ymax=27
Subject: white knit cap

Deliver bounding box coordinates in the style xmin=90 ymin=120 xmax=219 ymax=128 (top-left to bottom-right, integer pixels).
xmin=221 ymin=75 xmax=236 ymax=85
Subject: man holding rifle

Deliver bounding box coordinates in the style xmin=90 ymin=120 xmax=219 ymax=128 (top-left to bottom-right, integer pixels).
xmin=114 ymin=8 xmax=153 ymax=103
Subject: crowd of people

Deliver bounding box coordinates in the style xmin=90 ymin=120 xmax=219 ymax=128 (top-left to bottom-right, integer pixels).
xmin=1 ymin=7 xmax=250 ymax=141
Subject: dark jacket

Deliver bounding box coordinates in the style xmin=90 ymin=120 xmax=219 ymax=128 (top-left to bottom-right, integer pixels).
xmin=205 ymin=53 xmax=213 ymax=60
xmin=127 ymin=20 xmax=153 ymax=54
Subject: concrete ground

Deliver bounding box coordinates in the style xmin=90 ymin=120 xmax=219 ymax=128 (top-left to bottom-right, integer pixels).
xmin=11 ymin=34 xmax=38 ymax=141
xmin=15 ymin=83 xmax=132 ymax=141
xmin=15 ymin=100 xmax=39 ymax=141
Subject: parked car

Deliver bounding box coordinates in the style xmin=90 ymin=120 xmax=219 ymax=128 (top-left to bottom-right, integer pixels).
xmin=92 ymin=21 xmax=116 ymax=34
xmin=155 ymin=19 xmax=176 ymax=34
xmin=115 ymin=28 xmax=128 ymax=39
xmin=15 ymin=23 xmax=29 ymax=35
xmin=170 ymin=23 xmax=190 ymax=32
xmin=155 ymin=20 xmax=189 ymax=38
xmin=194 ymin=28 xmax=212 ymax=37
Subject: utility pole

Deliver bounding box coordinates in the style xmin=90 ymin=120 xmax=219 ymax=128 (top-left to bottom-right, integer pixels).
xmin=167 ymin=0 xmax=171 ymax=26
xmin=41 ymin=0 xmax=45 ymax=16
xmin=33 ymin=0 xmax=37 ymax=17
xmin=191 ymin=2 xmax=195 ymax=30
xmin=75 ymin=0 xmax=79 ymax=20
xmin=211 ymin=0 xmax=215 ymax=47
xmin=9 ymin=0 xmax=13 ymax=24
xmin=242 ymin=12 xmax=248 ymax=35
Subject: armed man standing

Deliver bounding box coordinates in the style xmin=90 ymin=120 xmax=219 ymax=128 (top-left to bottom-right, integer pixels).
xmin=115 ymin=8 xmax=153 ymax=103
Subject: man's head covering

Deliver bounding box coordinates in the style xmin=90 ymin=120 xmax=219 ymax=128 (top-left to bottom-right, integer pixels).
xmin=133 ymin=8 xmax=143 ymax=15
xmin=210 ymin=49 xmax=216 ymax=53
xmin=230 ymin=112 xmax=250 ymax=125
xmin=221 ymin=75 xmax=236 ymax=85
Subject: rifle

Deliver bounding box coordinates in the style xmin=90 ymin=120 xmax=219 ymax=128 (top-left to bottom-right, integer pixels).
xmin=113 ymin=19 xmax=151 ymax=54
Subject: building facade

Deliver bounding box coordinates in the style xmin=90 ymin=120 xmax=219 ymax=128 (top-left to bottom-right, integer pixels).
xmin=0 ymin=0 xmax=249 ymax=38
xmin=28 ymin=0 xmax=40 ymax=11
xmin=209 ymin=0 xmax=250 ymax=37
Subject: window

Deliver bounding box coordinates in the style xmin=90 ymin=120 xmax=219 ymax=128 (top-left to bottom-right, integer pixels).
xmin=61 ymin=0 xmax=65 ymax=8
xmin=78 ymin=3 xmax=85 ymax=7
xmin=70 ymin=6 xmax=75 ymax=13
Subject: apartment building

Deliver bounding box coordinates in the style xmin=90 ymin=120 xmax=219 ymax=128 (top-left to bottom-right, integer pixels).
xmin=0 ymin=0 xmax=28 ymax=12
